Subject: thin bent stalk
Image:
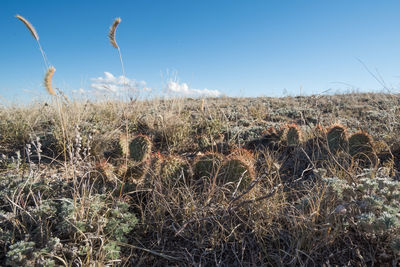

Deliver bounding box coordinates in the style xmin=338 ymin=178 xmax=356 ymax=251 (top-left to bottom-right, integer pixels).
xmin=109 ymin=17 xmax=129 ymax=196
xmin=16 ymin=15 xmax=49 ymax=69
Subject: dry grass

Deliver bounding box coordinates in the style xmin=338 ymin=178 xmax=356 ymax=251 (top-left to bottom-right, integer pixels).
xmin=0 ymin=94 xmax=399 ymax=266
xmin=4 ymin=13 xmax=400 ymax=266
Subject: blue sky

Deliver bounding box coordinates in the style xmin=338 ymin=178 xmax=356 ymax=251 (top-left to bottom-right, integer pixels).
xmin=1 ymin=0 xmax=400 ymax=101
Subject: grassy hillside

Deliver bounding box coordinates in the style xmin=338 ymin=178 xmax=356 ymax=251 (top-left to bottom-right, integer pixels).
xmin=0 ymin=93 xmax=399 ymax=266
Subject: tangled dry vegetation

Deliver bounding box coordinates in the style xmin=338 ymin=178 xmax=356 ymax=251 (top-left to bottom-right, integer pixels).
xmin=3 ymin=14 xmax=400 ymax=267
xmin=0 ymin=93 xmax=399 ymax=266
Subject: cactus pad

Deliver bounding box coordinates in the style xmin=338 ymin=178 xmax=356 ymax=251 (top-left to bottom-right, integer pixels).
xmin=193 ymin=152 xmax=224 ymax=180
xmin=129 ymin=135 xmax=152 ymax=163
xmin=348 ymin=131 xmax=373 ymax=157
xmin=327 ymin=124 xmax=348 ymax=153
xmin=218 ymin=149 xmax=255 ymax=190
xmin=160 ymin=155 xmax=192 ymax=186
xmin=283 ymin=123 xmax=302 ymax=146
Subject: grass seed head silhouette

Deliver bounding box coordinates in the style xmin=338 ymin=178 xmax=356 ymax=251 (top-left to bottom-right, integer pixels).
xmin=109 ymin=17 xmax=121 ymax=49
xmin=44 ymin=66 xmax=56 ymax=96
xmin=16 ymin=15 xmax=39 ymax=41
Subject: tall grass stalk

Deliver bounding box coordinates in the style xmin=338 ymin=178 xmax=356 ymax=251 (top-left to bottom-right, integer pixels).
xmin=16 ymin=15 xmax=49 ymax=69
xmin=16 ymin=14 xmax=70 ymax=173
xmin=44 ymin=67 xmax=69 ymax=167
xmin=108 ymin=17 xmax=130 ymax=196
xmin=108 ymin=17 xmax=126 ymax=90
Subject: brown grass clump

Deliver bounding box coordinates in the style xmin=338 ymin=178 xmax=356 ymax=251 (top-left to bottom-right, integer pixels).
xmin=108 ymin=17 xmax=121 ymax=49
xmin=16 ymin=15 xmax=39 ymax=41
xmin=3 ymin=70 xmax=400 ymax=266
xmin=44 ymin=66 xmax=56 ymax=96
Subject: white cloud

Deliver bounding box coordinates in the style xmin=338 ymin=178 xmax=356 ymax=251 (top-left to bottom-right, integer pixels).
xmin=88 ymin=72 xmax=221 ymax=98
xmin=166 ymin=81 xmax=222 ymax=97
xmin=72 ymin=88 xmax=86 ymax=94
xmin=90 ymin=72 xmax=151 ymax=95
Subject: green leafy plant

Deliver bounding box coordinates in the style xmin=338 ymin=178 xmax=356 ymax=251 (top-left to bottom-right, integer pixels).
xmin=322 ymin=173 xmax=400 ymax=256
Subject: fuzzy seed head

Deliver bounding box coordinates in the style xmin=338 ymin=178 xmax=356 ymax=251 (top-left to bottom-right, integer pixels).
xmin=119 ymin=133 xmax=130 ymax=157
xmin=108 ymin=17 xmax=121 ymax=49
xmin=16 ymin=15 xmax=39 ymax=41
xmin=44 ymin=66 xmax=56 ymax=96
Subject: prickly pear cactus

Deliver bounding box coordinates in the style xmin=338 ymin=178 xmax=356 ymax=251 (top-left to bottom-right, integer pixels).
xmin=96 ymin=160 xmax=116 ymax=182
xmin=218 ymin=149 xmax=255 ymax=191
xmin=283 ymin=123 xmax=302 ymax=146
xmin=327 ymin=124 xmax=348 ymax=153
xmin=193 ymin=152 xmax=224 ymax=180
xmin=374 ymin=140 xmax=393 ymax=166
xmin=135 ymin=151 xmax=164 ymax=190
xmin=147 ymin=151 xmax=163 ymax=178
xmin=118 ymin=161 xmax=150 ymax=184
xmin=348 ymin=131 xmax=373 ymax=157
xmin=160 ymin=155 xmax=192 ymax=186
xmin=129 ymin=135 xmax=152 ymax=163
xmin=348 ymin=131 xmax=376 ymax=166
xmin=114 ymin=134 xmax=153 ymax=184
